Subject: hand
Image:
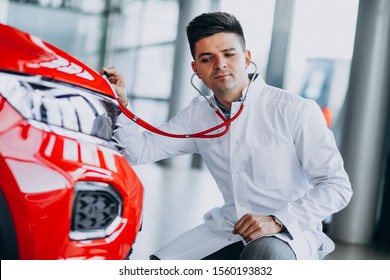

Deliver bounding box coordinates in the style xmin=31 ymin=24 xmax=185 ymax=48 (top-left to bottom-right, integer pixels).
xmin=100 ymin=67 xmax=128 ymax=106
xmin=233 ymin=214 xmax=282 ymax=242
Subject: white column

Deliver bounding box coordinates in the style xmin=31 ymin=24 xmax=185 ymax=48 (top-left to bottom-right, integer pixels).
xmin=0 ymin=0 xmax=9 ymax=23
xmin=265 ymin=0 xmax=295 ymax=88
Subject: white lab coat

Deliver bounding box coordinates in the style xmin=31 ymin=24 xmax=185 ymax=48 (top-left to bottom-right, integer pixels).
xmin=116 ymin=76 xmax=352 ymax=260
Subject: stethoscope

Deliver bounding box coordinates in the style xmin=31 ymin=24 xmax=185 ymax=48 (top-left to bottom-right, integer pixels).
xmin=114 ymin=61 xmax=257 ymax=138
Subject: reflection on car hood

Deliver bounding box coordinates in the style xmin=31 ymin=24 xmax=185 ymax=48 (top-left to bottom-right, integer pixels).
xmin=0 ymin=23 xmax=114 ymax=97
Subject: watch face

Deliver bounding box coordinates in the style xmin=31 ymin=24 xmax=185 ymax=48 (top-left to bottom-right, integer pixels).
xmin=272 ymin=216 xmax=284 ymax=229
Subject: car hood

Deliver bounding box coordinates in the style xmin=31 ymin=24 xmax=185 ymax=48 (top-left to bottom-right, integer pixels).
xmin=0 ymin=23 xmax=115 ymax=97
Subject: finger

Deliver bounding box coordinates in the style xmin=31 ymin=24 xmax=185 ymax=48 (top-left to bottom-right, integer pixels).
xmin=234 ymin=214 xmax=254 ymax=235
xmin=234 ymin=213 xmax=251 ymax=229
xmin=101 ymin=67 xmax=117 ymax=76
xmin=241 ymin=223 xmax=262 ymax=240
xmin=108 ymin=71 xmax=123 ymax=86
xmin=244 ymin=229 xmax=262 ymax=242
xmin=108 ymin=76 xmax=120 ymax=86
xmin=100 ymin=67 xmax=125 ymax=89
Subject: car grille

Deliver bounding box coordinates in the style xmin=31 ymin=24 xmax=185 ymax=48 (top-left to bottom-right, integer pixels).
xmin=70 ymin=182 xmax=122 ymax=240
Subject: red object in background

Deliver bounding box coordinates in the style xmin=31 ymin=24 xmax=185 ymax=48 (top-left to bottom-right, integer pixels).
xmin=0 ymin=24 xmax=144 ymax=259
xmin=322 ymin=107 xmax=333 ymax=128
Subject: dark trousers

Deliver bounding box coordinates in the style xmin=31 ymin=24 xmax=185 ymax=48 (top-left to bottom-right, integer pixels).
xmin=150 ymin=236 xmax=296 ymax=260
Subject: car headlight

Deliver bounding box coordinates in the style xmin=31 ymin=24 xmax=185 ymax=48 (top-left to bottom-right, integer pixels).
xmin=0 ymin=71 xmax=121 ymax=146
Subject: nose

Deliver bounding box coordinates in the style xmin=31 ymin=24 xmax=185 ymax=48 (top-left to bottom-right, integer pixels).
xmin=213 ymin=55 xmax=227 ymax=70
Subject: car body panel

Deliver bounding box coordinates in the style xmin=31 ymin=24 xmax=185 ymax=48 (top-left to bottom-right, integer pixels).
xmin=0 ymin=23 xmax=113 ymax=97
xmin=0 ymin=24 xmax=144 ymax=260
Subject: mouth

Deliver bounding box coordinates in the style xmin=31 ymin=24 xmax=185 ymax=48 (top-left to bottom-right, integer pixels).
xmin=213 ymin=72 xmax=231 ymax=80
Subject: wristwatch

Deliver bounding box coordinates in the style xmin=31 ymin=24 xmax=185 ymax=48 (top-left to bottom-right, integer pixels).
xmin=271 ymin=215 xmax=287 ymax=233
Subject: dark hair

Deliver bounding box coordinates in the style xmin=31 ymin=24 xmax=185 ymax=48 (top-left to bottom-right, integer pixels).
xmin=186 ymin=12 xmax=246 ymax=58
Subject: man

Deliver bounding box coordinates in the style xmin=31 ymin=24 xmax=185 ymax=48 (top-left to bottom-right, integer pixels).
xmin=102 ymin=12 xmax=352 ymax=260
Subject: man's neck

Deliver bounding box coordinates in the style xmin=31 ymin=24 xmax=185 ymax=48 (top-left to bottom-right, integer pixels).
xmin=215 ymin=96 xmax=238 ymax=109
xmin=214 ymin=95 xmax=242 ymax=111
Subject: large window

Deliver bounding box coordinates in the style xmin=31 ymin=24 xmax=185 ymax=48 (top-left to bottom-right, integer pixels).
xmin=284 ymin=0 xmax=359 ymax=129
xmin=7 ymin=0 xmax=179 ymax=126
xmin=105 ymin=0 xmax=179 ymax=125
xmin=8 ymin=0 xmax=108 ymax=69
xmin=218 ymin=0 xmax=276 ymax=77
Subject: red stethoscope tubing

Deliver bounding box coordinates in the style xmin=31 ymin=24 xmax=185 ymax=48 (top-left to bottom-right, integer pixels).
xmin=109 ymin=61 xmax=257 ymax=139
xmin=117 ymin=99 xmax=244 ymax=138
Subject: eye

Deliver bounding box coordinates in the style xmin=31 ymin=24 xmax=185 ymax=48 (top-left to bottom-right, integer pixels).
xmin=200 ymin=57 xmax=212 ymax=63
xmin=225 ymin=52 xmax=235 ymax=57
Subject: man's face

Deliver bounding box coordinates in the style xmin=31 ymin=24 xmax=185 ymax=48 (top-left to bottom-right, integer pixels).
xmin=191 ymin=32 xmax=251 ymax=105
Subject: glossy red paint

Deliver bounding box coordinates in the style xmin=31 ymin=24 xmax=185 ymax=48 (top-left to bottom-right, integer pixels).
xmin=0 ymin=24 xmax=144 ymax=259
xmin=0 ymin=23 xmax=113 ymax=96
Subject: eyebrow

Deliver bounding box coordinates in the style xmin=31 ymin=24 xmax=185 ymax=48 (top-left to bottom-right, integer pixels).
xmin=196 ymin=47 xmax=237 ymax=59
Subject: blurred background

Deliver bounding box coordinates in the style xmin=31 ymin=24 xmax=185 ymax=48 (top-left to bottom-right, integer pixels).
xmin=1 ymin=0 xmax=390 ymax=260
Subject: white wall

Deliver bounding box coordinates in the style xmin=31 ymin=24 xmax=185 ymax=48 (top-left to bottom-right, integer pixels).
xmin=0 ymin=0 xmax=9 ymax=23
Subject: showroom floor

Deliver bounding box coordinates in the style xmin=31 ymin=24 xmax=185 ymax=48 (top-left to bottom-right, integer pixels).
xmin=130 ymin=162 xmax=390 ymax=260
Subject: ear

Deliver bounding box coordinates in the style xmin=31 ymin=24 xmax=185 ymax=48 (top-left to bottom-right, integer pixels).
xmin=244 ymin=50 xmax=252 ymax=67
xmin=191 ymin=61 xmax=197 ymax=75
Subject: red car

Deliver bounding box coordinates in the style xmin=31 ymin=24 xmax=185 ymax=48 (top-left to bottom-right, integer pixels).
xmin=0 ymin=24 xmax=144 ymax=259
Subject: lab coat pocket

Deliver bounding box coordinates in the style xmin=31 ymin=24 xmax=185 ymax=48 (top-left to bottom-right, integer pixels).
xmin=252 ymin=144 xmax=292 ymax=189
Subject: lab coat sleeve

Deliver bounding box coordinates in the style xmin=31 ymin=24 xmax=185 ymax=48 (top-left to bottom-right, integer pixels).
xmin=274 ymin=101 xmax=352 ymax=232
xmin=114 ymin=100 xmax=199 ymax=165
